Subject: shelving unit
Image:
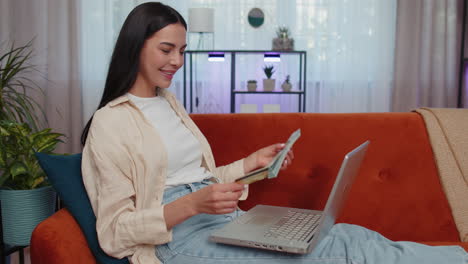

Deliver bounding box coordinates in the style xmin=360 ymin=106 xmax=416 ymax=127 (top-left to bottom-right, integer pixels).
xmin=458 ymin=0 xmax=467 ymax=108
xmin=183 ymin=50 xmax=307 ymax=113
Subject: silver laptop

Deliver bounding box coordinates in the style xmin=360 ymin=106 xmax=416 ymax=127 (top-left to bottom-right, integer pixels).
xmin=210 ymin=141 xmax=370 ymax=254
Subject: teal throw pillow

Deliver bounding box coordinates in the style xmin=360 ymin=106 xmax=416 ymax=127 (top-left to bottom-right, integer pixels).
xmin=35 ymin=153 xmax=129 ymax=264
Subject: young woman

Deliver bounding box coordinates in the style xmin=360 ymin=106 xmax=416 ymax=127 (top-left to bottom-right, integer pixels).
xmin=81 ymin=2 xmax=467 ymax=264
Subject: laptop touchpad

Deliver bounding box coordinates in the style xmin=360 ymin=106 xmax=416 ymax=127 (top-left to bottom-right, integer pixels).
xmin=246 ymin=215 xmax=276 ymax=225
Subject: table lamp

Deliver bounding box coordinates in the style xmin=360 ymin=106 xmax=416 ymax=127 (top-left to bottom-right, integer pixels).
xmin=188 ymin=8 xmax=214 ymax=50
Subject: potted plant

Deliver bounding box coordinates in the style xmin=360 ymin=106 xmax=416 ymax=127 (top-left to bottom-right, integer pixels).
xmin=272 ymin=26 xmax=294 ymax=51
xmin=0 ymin=121 xmax=63 ymax=246
xmin=247 ymin=80 xmax=257 ymax=91
xmin=0 ymin=40 xmax=45 ymax=131
xmin=0 ymin=41 xmax=64 ymax=246
xmin=281 ymin=75 xmax=292 ymax=92
xmin=262 ymin=65 xmax=276 ymax=91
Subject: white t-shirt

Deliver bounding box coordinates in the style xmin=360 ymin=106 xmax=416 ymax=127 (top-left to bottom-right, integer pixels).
xmin=127 ymin=93 xmax=212 ymax=188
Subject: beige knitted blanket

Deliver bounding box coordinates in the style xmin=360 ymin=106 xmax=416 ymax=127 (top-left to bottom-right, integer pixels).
xmin=415 ymin=108 xmax=468 ymax=242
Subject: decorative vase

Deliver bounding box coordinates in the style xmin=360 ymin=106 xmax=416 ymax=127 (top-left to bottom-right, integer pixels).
xmin=281 ymin=82 xmax=292 ymax=92
xmin=0 ymin=186 xmax=56 ymax=246
xmin=263 ymin=79 xmax=276 ymax=91
xmin=247 ymin=83 xmax=257 ymax=91
xmin=272 ymin=38 xmax=294 ymax=51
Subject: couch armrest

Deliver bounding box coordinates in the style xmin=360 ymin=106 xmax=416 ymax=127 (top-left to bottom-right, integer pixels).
xmin=30 ymin=208 xmax=96 ymax=264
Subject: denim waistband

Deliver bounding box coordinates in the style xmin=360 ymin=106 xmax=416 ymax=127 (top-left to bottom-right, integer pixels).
xmin=162 ymin=179 xmax=213 ymax=205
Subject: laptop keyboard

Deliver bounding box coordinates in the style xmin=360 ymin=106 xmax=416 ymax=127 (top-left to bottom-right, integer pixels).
xmin=264 ymin=210 xmax=321 ymax=241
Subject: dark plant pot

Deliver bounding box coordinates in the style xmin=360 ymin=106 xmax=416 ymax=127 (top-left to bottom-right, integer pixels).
xmin=247 ymin=83 xmax=257 ymax=91
xmin=0 ymin=186 xmax=56 ymax=246
xmin=272 ymin=38 xmax=294 ymax=51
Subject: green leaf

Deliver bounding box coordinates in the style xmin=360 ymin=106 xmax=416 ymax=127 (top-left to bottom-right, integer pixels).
xmin=33 ymin=128 xmax=52 ymax=136
xmin=9 ymin=161 xmax=28 ymax=178
xmin=2 ymin=89 xmax=43 ymax=130
xmin=35 ymin=140 xmax=60 ymax=153
xmin=0 ymin=39 xmax=46 ymax=131
xmin=0 ymin=126 xmax=10 ymax=136
xmin=0 ymin=172 xmax=11 ymax=186
xmin=31 ymin=176 xmax=45 ymax=189
xmin=33 ymin=132 xmax=63 ymax=150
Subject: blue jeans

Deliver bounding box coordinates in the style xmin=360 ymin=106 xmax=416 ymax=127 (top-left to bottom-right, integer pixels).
xmin=155 ymin=180 xmax=468 ymax=264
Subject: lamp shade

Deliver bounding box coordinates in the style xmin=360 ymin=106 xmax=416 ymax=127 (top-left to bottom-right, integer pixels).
xmin=188 ymin=8 xmax=214 ymax=33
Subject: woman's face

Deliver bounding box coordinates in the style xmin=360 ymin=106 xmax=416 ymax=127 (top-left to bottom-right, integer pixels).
xmin=137 ymin=23 xmax=187 ymax=91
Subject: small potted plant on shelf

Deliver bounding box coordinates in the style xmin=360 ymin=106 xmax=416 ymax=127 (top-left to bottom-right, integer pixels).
xmin=272 ymin=26 xmax=294 ymax=51
xmin=262 ymin=65 xmax=276 ymax=91
xmin=281 ymin=75 xmax=292 ymax=92
xmin=247 ymin=80 xmax=257 ymax=91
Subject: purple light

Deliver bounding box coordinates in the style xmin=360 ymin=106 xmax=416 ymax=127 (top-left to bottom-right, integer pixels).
xmin=208 ymin=52 xmax=225 ymax=62
xmin=264 ymin=52 xmax=281 ymax=62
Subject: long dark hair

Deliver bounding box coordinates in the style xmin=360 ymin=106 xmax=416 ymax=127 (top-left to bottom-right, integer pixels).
xmin=81 ymin=2 xmax=187 ymax=145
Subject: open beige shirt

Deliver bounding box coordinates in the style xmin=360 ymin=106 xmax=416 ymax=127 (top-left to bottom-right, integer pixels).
xmin=82 ymin=89 xmax=246 ymax=264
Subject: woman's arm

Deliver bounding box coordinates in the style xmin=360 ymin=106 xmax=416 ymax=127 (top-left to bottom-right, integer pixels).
xmin=82 ymin=114 xmax=172 ymax=258
xmin=163 ymin=182 xmax=244 ymax=230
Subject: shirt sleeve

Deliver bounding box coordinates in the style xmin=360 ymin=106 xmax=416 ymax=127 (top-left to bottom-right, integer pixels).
xmin=214 ymin=159 xmax=245 ymax=183
xmin=214 ymin=158 xmax=249 ymax=200
xmin=82 ymin=114 xmax=172 ymax=259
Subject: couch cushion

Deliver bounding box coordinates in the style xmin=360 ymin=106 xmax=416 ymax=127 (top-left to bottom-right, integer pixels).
xmin=31 ymin=208 xmax=97 ymax=264
xmin=35 ymin=153 xmax=129 ymax=264
xmin=192 ymin=113 xmax=460 ymax=242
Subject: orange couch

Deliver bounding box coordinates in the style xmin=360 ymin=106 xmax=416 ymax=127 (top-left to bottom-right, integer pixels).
xmin=30 ymin=113 xmax=468 ymax=263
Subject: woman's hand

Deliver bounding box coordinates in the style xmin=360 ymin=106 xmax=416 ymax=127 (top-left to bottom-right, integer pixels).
xmin=244 ymin=143 xmax=295 ymax=173
xmin=164 ymin=183 xmax=244 ymax=230
xmin=187 ymin=183 xmax=245 ymax=215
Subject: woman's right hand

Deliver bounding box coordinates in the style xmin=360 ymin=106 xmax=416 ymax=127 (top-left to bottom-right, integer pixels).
xmin=164 ymin=183 xmax=244 ymax=230
xmin=188 ymin=183 xmax=245 ymax=215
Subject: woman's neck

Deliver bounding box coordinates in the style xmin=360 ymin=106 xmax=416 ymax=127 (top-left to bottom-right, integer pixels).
xmin=129 ymin=76 xmax=157 ymax=97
